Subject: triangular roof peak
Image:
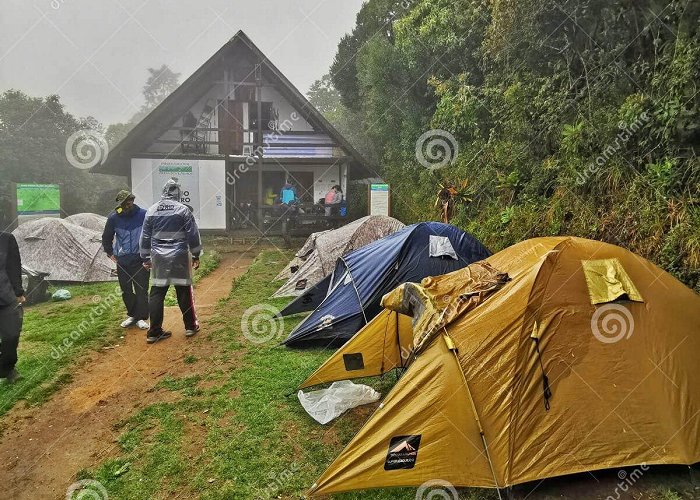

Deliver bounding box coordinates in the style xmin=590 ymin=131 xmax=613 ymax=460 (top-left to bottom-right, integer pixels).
xmin=94 ymin=30 xmax=371 ymax=176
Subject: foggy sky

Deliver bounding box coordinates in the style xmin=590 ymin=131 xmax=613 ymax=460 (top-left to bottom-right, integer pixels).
xmin=0 ymin=0 xmax=364 ymax=126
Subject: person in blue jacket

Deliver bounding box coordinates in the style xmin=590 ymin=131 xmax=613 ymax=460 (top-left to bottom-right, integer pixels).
xmin=102 ymin=191 xmax=150 ymax=330
xmin=279 ymin=181 xmax=297 ymax=205
xmin=140 ymin=178 xmax=202 ymax=344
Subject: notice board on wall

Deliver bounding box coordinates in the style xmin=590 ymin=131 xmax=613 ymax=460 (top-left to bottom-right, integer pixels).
xmin=132 ymin=158 xmax=226 ymax=230
xmin=368 ymin=183 xmax=390 ymax=216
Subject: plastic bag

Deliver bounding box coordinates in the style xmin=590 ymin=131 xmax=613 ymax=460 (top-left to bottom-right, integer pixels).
xmin=51 ymin=289 xmax=72 ymax=301
xmin=298 ymin=380 xmax=381 ymax=425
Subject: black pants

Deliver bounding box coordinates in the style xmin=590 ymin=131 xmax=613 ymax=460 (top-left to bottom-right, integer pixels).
xmin=117 ymin=257 xmax=150 ymax=321
xmin=148 ymin=284 xmax=198 ymax=334
xmin=0 ymin=305 xmax=22 ymax=377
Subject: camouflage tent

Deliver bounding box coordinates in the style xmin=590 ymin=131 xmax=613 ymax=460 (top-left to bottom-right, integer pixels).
xmin=273 ymin=216 xmax=405 ymax=298
xmin=12 ymin=218 xmax=116 ymax=282
xmin=65 ymin=213 xmax=108 ymax=233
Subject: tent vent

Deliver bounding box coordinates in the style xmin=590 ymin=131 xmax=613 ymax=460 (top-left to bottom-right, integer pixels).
xmin=582 ymin=259 xmax=643 ymax=305
xmin=343 ymin=353 xmax=365 ymax=371
xmin=428 ymin=235 xmax=458 ymax=259
xmin=295 ymin=279 xmax=307 ymax=290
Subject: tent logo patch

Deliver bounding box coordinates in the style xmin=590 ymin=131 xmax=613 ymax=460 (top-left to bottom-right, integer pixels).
xmin=384 ymin=435 xmax=421 ymax=470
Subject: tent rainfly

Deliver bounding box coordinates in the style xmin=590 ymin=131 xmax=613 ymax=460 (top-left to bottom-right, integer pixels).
xmin=273 ymin=216 xmax=405 ymax=298
xmin=307 ymin=237 xmax=700 ymax=497
xmin=65 ymin=213 xmax=108 ymax=233
xmin=281 ymin=222 xmax=491 ymax=348
xmin=12 ymin=218 xmax=116 ymax=282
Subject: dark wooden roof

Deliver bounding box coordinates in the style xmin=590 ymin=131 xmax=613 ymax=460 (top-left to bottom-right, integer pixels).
xmin=93 ymin=30 xmax=373 ymax=178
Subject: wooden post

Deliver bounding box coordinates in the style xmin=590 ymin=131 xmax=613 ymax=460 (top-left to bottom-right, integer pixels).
xmin=256 ymin=62 xmax=263 ymax=227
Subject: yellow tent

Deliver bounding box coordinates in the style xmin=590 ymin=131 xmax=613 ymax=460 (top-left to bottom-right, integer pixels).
xmin=308 ymin=237 xmax=700 ymax=496
xmin=299 ymin=261 xmax=510 ymax=389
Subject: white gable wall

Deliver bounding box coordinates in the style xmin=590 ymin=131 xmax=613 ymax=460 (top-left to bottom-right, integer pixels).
xmin=131 ymin=158 xmax=226 ymax=230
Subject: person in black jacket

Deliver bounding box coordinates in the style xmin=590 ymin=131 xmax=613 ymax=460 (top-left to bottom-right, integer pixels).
xmin=0 ymin=232 xmax=25 ymax=383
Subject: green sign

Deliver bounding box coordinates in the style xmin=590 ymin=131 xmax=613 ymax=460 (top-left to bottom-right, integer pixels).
xmin=369 ymin=183 xmax=390 ymax=216
xmin=16 ymin=184 xmax=61 ymax=215
xmin=370 ymin=183 xmax=389 ymax=192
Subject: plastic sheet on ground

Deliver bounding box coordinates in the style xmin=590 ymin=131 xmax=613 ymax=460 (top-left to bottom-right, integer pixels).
xmin=297 ymin=380 xmax=381 ymax=425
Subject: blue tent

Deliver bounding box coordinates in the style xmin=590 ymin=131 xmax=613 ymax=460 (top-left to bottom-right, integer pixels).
xmin=282 ymin=222 xmax=491 ymax=348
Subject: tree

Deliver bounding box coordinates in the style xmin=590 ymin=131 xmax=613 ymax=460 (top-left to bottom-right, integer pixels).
xmin=105 ymin=64 xmax=181 ymax=147
xmin=327 ymin=0 xmax=700 ymax=290
xmin=330 ymin=0 xmax=405 ymax=109
xmin=307 ymin=74 xmax=342 ymax=115
xmin=0 ymin=90 xmax=123 ymax=225
xmin=142 ymin=64 xmax=180 ymax=111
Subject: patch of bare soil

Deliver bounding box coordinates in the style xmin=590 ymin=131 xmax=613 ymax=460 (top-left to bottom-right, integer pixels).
xmin=0 ymin=249 xmax=256 ymax=500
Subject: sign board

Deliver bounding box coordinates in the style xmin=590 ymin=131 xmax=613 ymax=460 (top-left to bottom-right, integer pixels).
xmin=16 ymin=183 xmax=61 ymax=225
xmin=131 ymin=158 xmax=226 ymax=230
xmin=151 ymin=159 xmax=200 ymax=220
xmin=369 ymin=183 xmax=390 ymax=216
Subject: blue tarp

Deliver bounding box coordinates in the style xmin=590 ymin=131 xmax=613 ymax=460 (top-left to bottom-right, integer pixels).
xmin=282 ymin=222 xmax=491 ymax=348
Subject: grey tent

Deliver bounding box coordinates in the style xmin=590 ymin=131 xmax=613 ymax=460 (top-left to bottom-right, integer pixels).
xmin=272 ymin=216 xmax=405 ymax=298
xmin=65 ymin=213 xmax=108 ymax=233
xmin=12 ymin=218 xmax=116 ymax=282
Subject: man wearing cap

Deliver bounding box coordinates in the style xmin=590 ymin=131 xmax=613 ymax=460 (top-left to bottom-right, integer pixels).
xmin=102 ymin=190 xmax=150 ymax=330
xmin=140 ymin=178 xmax=202 ymax=344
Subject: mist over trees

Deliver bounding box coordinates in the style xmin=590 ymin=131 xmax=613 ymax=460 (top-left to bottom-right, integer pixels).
xmin=310 ymin=0 xmax=700 ymax=290
xmin=106 ymin=65 xmax=181 ymax=146
xmin=0 ymin=65 xmax=180 ymax=228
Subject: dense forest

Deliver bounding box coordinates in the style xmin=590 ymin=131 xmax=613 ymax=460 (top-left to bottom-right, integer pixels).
xmin=309 ymin=0 xmax=700 ymax=291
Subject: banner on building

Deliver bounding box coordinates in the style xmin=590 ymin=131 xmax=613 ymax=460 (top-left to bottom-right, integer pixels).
xmin=151 ymin=159 xmax=200 ymax=219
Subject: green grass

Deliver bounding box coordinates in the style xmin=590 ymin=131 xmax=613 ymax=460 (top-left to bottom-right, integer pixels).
xmin=0 ymin=280 xmax=124 ymax=424
xmin=77 ymin=249 xmax=497 ymax=499
xmin=0 ymin=246 xmax=223 ymax=426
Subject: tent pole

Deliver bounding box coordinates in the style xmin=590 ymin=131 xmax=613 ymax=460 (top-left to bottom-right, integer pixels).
xmin=341 ymin=257 xmax=368 ymax=325
xmin=444 ymin=330 xmax=503 ymax=500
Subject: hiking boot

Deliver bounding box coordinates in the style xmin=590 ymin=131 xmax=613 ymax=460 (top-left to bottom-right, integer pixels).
xmin=120 ymin=316 xmax=136 ymax=328
xmin=146 ymin=330 xmax=172 ymax=344
xmin=5 ymin=369 xmax=22 ymax=384
xmin=185 ymin=325 xmax=201 ymax=338
xmin=136 ymin=320 xmax=150 ymax=330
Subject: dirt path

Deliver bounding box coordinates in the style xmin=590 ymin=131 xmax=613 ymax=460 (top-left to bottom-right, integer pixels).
xmin=0 ymin=249 xmax=257 ymax=500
